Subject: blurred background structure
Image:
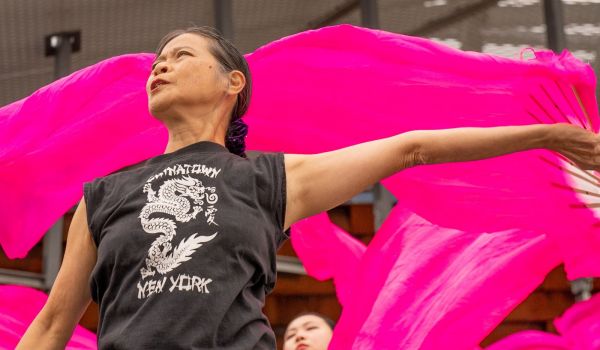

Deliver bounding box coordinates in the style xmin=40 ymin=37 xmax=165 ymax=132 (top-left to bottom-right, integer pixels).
xmin=0 ymin=0 xmax=599 ymax=348
xmin=1 ymin=0 xmax=599 ymax=106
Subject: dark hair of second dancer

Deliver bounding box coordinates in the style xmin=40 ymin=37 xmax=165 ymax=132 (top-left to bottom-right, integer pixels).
xmin=289 ymin=311 xmax=336 ymax=329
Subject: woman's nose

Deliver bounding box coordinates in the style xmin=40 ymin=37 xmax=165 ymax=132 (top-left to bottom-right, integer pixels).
xmin=153 ymin=62 xmax=169 ymax=75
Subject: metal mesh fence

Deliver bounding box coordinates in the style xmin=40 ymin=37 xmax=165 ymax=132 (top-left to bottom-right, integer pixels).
xmin=231 ymin=0 xmax=361 ymax=53
xmin=1 ymin=0 xmax=598 ymax=105
xmin=0 ymin=0 xmax=214 ymax=105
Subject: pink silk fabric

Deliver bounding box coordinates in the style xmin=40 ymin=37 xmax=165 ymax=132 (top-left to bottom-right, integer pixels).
xmin=0 ymin=285 xmax=97 ymax=349
xmin=485 ymin=292 xmax=600 ymax=350
xmin=292 ymin=207 xmax=560 ymax=349
xmin=1 ymin=24 xmax=599 ymax=348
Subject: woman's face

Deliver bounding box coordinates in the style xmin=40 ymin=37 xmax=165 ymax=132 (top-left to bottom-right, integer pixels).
xmin=147 ymin=33 xmax=228 ymax=119
xmin=283 ymin=315 xmax=333 ymax=350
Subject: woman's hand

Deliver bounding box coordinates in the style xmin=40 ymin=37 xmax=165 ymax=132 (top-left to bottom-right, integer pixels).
xmin=547 ymin=123 xmax=600 ymax=170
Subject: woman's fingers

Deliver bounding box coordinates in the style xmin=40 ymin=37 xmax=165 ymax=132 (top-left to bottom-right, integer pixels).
xmin=552 ymin=123 xmax=600 ymax=170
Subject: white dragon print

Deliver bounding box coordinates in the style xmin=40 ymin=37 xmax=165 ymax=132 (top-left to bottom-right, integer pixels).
xmin=139 ymin=175 xmax=219 ymax=279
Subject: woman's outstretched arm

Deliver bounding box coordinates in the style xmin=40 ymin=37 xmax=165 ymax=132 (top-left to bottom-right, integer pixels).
xmin=16 ymin=199 xmax=97 ymax=350
xmin=283 ymin=123 xmax=600 ymax=230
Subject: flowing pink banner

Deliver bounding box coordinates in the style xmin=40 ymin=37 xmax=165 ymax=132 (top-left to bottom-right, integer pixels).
xmin=292 ymin=207 xmax=560 ymax=349
xmin=0 ymin=285 xmax=97 ymax=349
xmin=0 ymin=54 xmax=165 ymax=258
xmin=485 ymin=292 xmax=600 ymax=350
xmin=244 ymin=26 xmax=599 ymax=280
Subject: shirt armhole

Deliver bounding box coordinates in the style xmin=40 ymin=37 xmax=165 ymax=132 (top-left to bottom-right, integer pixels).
xmin=83 ymin=181 xmax=100 ymax=248
xmin=275 ymin=152 xmax=291 ymax=246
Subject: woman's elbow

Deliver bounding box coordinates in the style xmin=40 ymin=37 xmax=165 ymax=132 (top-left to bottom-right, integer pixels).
xmin=396 ymin=131 xmax=428 ymax=169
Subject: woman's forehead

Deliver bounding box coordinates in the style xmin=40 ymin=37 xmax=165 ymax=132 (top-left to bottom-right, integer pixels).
xmin=287 ymin=314 xmax=328 ymax=330
xmin=160 ymin=33 xmax=209 ymax=55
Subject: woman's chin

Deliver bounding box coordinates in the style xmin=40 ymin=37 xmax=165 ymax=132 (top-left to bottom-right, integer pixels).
xmin=148 ymin=98 xmax=172 ymax=118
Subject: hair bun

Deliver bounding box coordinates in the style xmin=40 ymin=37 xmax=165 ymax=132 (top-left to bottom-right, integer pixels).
xmin=225 ymin=118 xmax=248 ymax=158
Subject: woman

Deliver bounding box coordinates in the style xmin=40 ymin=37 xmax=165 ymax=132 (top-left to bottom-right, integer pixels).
xmin=16 ymin=26 xmax=600 ymax=349
xmin=284 ymin=312 xmax=335 ymax=350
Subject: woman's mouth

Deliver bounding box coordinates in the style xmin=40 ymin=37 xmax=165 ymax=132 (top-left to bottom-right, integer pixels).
xmin=151 ymin=79 xmax=169 ymax=92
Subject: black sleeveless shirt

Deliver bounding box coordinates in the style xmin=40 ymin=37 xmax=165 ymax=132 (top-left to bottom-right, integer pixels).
xmin=84 ymin=141 xmax=288 ymax=349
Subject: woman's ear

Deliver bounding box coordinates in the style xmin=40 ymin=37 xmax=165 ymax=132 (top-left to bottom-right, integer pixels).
xmin=227 ymin=70 xmax=246 ymax=95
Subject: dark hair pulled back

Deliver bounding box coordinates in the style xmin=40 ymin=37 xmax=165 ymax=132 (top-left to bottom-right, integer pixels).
xmin=155 ymin=26 xmax=251 ymax=158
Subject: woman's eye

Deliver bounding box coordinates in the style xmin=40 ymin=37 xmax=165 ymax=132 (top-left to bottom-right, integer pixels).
xmin=177 ymin=51 xmax=190 ymax=58
xmin=285 ymin=333 xmax=295 ymax=340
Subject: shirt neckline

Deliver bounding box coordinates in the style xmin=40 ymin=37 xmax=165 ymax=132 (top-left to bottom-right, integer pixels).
xmin=147 ymin=141 xmax=229 ymax=165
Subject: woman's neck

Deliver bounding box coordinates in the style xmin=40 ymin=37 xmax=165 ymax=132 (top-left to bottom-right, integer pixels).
xmin=163 ymin=117 xmax=228 ymax=154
